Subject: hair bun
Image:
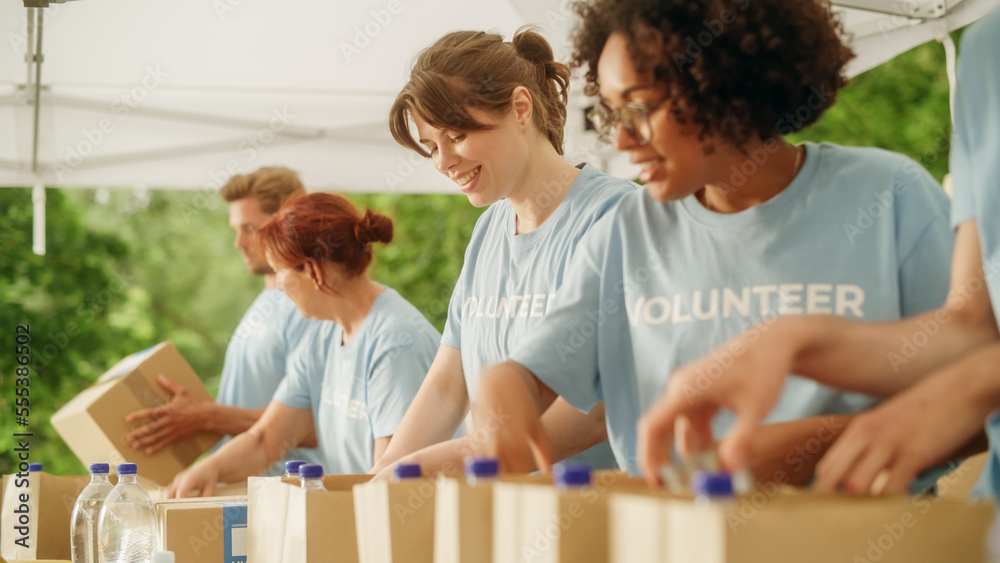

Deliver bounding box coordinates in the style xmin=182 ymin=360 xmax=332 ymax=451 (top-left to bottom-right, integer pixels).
xmin=354 ymin=208 xmax=394 ymax=246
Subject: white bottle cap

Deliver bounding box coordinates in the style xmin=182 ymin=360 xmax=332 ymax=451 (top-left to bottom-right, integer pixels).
xmin=152 ymin=551 xmax=175 ymax=563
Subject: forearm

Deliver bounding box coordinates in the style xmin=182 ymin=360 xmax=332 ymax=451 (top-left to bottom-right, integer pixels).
xmin=375 ymin=359 xmax=470 ymax=471
xmin=741 ymin=414 xmax=854 ymax=487
xmin=204 ymin=426 xmax=284 ymax=482
xmin=204 ymin=404 xmax=267 ymax=436
xmin=540 ymin=400 xmax=608 ymax=463
xmin=779 ymin=309 xmax=997 ymax=397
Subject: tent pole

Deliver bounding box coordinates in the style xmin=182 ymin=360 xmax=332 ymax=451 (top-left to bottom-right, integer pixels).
xmin=32 ymin=180 xmax=46 ymax=256
xmin=30 ymin=7 xmax=44 ymax=174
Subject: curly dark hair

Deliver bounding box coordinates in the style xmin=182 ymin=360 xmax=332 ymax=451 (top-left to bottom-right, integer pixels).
xmin=571 ymin=0 xmax=855 ymax=147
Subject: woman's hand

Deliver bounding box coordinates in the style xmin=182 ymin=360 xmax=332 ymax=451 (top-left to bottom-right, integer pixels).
xmin=638 ymin=323 xmax=796 ymax=485
xmin=814 ymin=348 xmax=1000 ymax=495
xmin=166 ymin=459 xmax=219 ymax=499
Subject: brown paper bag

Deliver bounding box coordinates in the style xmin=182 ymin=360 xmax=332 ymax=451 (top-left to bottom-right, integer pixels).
xmin=434 ymin=473 xmax=553 ymax=563
xmin=0 ymin=472 xmax=88 ymax=561
xmin=610 ymin=486 xmax=996 ymax=563
xmin=247 ymin=474 xmax=371 ymax=563
xmin=354 ymin=477 xmax=437 ymax=563
xmin=492 ymin=471 xmax=645 ymax=563
xmin=247 ymin=476 xmax=292 ymax=563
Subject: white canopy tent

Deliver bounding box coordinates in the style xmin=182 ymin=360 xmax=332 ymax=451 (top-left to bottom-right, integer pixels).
xmin=2 ymin=0 xmax=998 ymax=253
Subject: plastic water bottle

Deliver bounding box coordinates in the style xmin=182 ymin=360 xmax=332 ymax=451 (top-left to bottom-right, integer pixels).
xmin=691 ymin=470 xmax=734 ymax=503
xmin=393 ymin=463 xmax=421 ymax=481
xmin=28 ymin=462 xmax=43 ymax=472
xmin=98 ymin=463 xmax=157 ymax=563
xmin=465 ymin=457 xmax=499 ymax=486
xmin=285 ymin=460 xmax=306 ymax=478
xmin=553 ymin=462 xmax=591 ymax=491
xmin=299 ymin=464 xmax=327 ymax=491
xmin=151 ymin=551 xmax=175 ymax=563
xmin=71 ymin=463 xmax=113 ymax=563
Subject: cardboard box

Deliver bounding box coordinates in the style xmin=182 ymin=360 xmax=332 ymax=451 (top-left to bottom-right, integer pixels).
xmin=354 ymin=477 xmax=438 ymax=563
xmin=148 ymin=481 xmax=249 ymax=501
xmin=0 ymin=472 xmax=88 ymax=561
xmin=609 ymin=487 xmax=996 ymax=563
xmin=493 ymin=471 xmax=646 ymax=563
xmin=51 ymin=342 xmax=222 ymax=487
xmin=247 ymin=474 xmax=371 ymax=563
xmin=155 ymin=495 xmax=248 ymax=563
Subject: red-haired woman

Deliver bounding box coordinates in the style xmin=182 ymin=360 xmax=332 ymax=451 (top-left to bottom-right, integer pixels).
xmin=167 ymin=193 xmax=440 ymax=497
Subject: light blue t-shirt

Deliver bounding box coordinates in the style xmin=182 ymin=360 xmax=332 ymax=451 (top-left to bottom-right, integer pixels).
xmin=214 ymin=288 xmax=324 ymax=475
xmin=949 ymin=9 xmax=1000 ymax=504
xmin=442 ymin=163 xmax=637 ymax=470
xmin=511 ymin=142 xmax=954 ymax=474
xmin=273 ymin=287 xmax=440 ymax=474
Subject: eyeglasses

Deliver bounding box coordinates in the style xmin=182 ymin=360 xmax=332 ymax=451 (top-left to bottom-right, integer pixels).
xmin=586 ymin=97 xmax=670 ymax=146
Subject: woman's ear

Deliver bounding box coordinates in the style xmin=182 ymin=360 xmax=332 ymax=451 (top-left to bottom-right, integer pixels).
xmin=511 ymin=86 xmax=533 ymax=127
xmin=304 ymin=261 xmax=322 ymax=289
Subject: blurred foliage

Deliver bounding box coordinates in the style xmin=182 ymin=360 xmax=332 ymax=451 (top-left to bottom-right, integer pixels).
xmin=0 ymin=35 xmax=962 ymax=476
xmin=789 ymin=33 xmax=957 ymax=182
xmin=0 ymin=189 xmax=136 ymax=475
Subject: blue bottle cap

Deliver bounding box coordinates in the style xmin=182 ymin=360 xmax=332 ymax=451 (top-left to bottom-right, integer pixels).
xmin=89 ymin=463 xmax=110 ymax=474
xmin=553 ymin=462 xmax=591 ymax=488
xmin=299 ymin=464 xmax=324 ymax=479
xmin=285 ymin=460 xmax=306 ymax=475
xmin=117 ymin=463 xmax=138 ymax=475
xmin=393 ymin=463 xmax=421 ymax=480
xmin=465 ymin=457 xmax=499 ymax=478
xmin=691 ymin=470 xmax=733 ymax=497
xmin=27 ymin=463 xmax=43 ymax=472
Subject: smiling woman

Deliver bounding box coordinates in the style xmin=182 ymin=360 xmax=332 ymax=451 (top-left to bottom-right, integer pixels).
xmin=470 ymin=0 xmax=957 ymax=489
xmin=370 ymin=27 xmax=637 ymax=479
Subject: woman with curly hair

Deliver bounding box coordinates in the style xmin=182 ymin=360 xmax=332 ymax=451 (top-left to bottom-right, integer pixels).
xmin=472 ymin=0 xmax=955 ymax=486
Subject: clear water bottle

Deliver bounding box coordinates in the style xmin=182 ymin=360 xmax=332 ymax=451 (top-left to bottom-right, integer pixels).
xmin=285 ymin=460 xmax=306 ymax=478
xmin=98 ymin=463 xmax=157 ymax=563
xmin=28 ymin=462 xmax=43 ymax=472
xmin=299 ymin=464 xmax=327 ymax=491
xmin=465 ymin=457 xmax=499 ymax=486
xmin=393 ymin=463 xmax=421 ymax=481
xmin=71 ymin=463 xmax=113 ymax=563
xmin=553 ymin=462 xmax=591 ymax=491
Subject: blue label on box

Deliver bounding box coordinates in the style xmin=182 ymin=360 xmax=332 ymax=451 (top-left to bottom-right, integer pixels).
xmin=218 ymin=501 xmax=248 ymax=563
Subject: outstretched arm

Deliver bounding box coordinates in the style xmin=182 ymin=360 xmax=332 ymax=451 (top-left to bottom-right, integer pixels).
xmin=166 ymin=400 xmax=314 ymax=498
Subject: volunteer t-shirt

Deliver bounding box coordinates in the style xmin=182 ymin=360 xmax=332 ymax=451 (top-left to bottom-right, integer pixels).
xmin=274 ymin=288 xmax=440 ymax=474
xmin=442 ymin=163 xmax=637 ymax=469
xmin=511 ymin=142 xmax=954 ymax=473
xmin=948 ymin=9 xmax=1000 ymax=504
xmin=214 ymin=288 xmax=324 ymax=474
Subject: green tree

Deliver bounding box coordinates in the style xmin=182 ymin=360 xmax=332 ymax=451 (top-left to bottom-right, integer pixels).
xmin=0 ymin=188 xmax=142 ymax=475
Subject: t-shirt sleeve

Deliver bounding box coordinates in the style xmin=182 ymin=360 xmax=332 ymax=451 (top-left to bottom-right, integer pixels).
xmin=440 ymin=267 xmax=466 ymax=350
xmin=272 ymin=341 xmax=316 ymax=410
xmin=366 ymin=334 xmax=433 ymax=439
xmin=509 ymin=214 xmax=616 ymax=412
xmin=892 ymin=159 xmax=955 ymax=317
xmin=949 ymin=31 xmax=981 ymax=229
